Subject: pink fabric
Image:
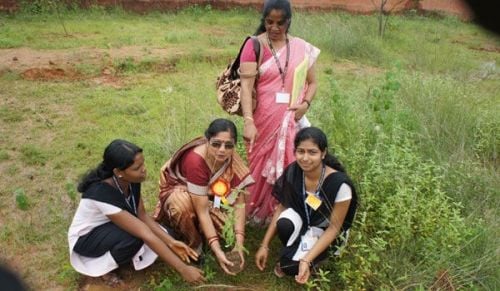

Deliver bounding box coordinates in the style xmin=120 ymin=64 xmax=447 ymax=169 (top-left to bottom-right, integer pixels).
xmin=246 ymin=37 xmax=320 ymax=224
xmin=240 ymin=38 xmax=273 ymax=63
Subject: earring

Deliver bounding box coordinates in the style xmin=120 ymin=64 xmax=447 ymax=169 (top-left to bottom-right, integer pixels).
xmin=118 ymin=175 xmax=123 ymax=178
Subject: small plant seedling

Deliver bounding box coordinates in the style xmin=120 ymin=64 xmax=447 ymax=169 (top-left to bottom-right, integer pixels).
xmin=14 ymin=188 xmax=29 ymax=210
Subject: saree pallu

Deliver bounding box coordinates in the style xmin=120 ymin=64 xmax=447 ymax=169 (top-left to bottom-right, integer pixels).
xmin=153 ymin=137 xmax=254 ymax=249
xmin=246 ymin=37 xmax=320 ymax=223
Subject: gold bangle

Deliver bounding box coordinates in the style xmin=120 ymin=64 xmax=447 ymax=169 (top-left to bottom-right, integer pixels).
xmin=260 ymin=244 xmax=270 ymax=251
xmin=244 ymin=116 xmax=254 ymax=122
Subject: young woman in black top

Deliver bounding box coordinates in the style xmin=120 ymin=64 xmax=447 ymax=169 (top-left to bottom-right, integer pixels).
xmin=255 ymin=127 xmax=357 ymax=284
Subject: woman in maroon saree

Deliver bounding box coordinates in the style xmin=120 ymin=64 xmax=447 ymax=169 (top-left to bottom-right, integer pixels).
xmin=154 ymin=119 xmax=254 ymax=275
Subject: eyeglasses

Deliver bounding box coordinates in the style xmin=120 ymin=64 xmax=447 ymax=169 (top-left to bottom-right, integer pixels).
xmin=209 ymin=140 xmax=235 ymax=149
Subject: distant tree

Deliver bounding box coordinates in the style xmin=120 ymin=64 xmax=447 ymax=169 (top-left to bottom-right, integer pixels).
xmin=50 ymin=0 xmax=69 ymax=36
xmin=371 ymin=0 xmax=418 ymax=37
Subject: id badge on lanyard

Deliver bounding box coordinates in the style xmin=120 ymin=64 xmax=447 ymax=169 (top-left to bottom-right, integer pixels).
xmin=275 ymin=91 xmax=290 ymax=104
xmin=269 ymin=35 xmax=290 ymax=105
xmin=305 ymin=191 xmax=322 ymax=210
xmin=301 ymin=230 xmax=317 ymax=251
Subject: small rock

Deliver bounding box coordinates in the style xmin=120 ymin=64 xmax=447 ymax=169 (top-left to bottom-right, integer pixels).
xmin=49 ymin=60 xmax=56 ymax=65
xmin=12 ymin=56 xmax=18 ymax=61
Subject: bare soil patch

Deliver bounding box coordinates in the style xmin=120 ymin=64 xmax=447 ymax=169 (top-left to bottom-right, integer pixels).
xmin=77 ymin=266 xmax=149 ymax=291
xmin=0 ymin=46 xmax=184 ymax=88
xmin=451 ymin=39 xmax=500 ymax=53
xmin=0 ymin=46 xmax=177 ymax=72
xmin=21 ymin=67 xmax=82 ymax=81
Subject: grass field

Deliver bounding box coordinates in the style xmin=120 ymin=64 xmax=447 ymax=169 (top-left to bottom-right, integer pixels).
xmin=0 ymin=5 xmax=498 ymax=290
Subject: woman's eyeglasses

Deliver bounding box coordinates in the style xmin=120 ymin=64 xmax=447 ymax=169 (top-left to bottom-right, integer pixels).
xmin=210 ymin=140 xmax=235 ymax=149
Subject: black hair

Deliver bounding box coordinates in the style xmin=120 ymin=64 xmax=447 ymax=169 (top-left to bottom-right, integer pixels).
xmin=294 ymin=127 xmax=346 ymax=173
xmin=255 ymin=0 xmax=292 ymax=35
xmin=204 ymin=118 xmax=238 ymax=142
xmin=77 ymin=139 xmax=143 ymax=193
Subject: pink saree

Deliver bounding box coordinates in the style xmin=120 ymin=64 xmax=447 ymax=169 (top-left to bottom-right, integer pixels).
xmin=246 ymin=37 xmax=320 ymax=224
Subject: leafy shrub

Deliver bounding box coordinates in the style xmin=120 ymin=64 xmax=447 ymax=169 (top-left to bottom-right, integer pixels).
xmin=335 ymin=133 xmax=470 ymax=289
xmin=312 ymin=71 xmax=474 ymax=289
xmin=19 ymin=0 xmax=79 ymax=15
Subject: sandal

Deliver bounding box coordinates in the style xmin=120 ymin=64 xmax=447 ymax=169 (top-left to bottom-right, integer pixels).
xmin=274 ymin=262 xmax=286 ymax=278
xmin=101 ymin=272 xmax=123 ymax=288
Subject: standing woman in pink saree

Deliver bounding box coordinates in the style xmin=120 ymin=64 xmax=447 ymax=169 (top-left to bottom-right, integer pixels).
xmin=240 ymin=0 xmax=320 ymax=224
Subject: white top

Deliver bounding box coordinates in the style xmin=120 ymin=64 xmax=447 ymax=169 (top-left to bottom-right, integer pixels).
xmin=68 ymin=182 xmax=158 ymax=277
xmin=335 ymin=183 xmax=352 ymax=202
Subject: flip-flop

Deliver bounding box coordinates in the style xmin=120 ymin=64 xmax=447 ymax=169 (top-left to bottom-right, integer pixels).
xmin=274 ymin=262 xmax=285 ymax=278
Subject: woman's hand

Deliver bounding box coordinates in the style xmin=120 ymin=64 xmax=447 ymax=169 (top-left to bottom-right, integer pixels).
xmin=232 ymin=244 xmax=246 ymax=270
xmin=295 ymin=260 xmax=311 ymax=284
xmin=179 ymin=265 xmax=206 ymax=284
xmin=289 ymin=102 xmax=308 ymax=121
xmin=243 ymin=119 xmax=258 ymax=153
xmin=169 ymin=240 xmax=199 ymax=263
xmin=214 ymin=249 xmax=236 ymax=275
xmin=255 ymin=245 xmax=269 ymax=271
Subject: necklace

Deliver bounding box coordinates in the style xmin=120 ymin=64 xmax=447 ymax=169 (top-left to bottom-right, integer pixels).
xmin=302 ymin=164 xmax=326 ymax=227
xmin=267 ymin=33 xmax=290 ymax=91
xmin=112 ymin=175 xmax=136 ymax=215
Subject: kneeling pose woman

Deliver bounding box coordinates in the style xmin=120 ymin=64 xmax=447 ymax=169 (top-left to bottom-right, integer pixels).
xmin=153 ymin=119 xmax=254 ymax=275
xmin=255 ymin=127 xmax=357 ymax=284
xmin=68 ymin=139 xmax=205 ymax=285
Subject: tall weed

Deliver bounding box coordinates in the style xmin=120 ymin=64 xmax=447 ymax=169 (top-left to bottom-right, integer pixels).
xmin=335 ymin=133 xmax=470 ymax=289
xmin=293 ymin=13 xmax=385 ymax=64
xmin=312 ymin=68 xmax=494 ymax=288
xmin=398 ymin=73 xmax=498 ymax=167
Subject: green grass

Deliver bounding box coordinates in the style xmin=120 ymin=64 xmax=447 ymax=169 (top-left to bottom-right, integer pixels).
xmin=0 ymin=6 xmax=498 ymax=290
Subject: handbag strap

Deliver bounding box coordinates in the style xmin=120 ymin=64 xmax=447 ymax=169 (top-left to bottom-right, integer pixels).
xmin=230 ymin=35 xmax=261 ymax=79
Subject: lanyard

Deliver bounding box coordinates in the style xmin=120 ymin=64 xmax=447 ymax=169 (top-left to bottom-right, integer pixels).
xmin=112 ymin=175 xmax=136 ymax=215
xmin=267 ymin=33 xmax=290 ymax=91
xmin=302 ymin=165 xmax=326 ymax=227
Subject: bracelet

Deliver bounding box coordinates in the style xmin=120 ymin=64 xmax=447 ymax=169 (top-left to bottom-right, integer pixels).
xmin=235 ymin=230 xmax=245 ymax=238
xmin=206 ymin=235 xmax=218 ymax=241
xmin=260 ymin=244 xmax=270 ymax=251
xmin=206 ymin=235 xmax=219 ymax=245
xmin=302 ymin=100 xmax=311 ymax=109
xmin=299 ymin=258 xmax=312 ymax=267
xmin=208 ymin=237 xmax=219 ymax=247
xmin=244 ymin=116 xmax=254 ymax=122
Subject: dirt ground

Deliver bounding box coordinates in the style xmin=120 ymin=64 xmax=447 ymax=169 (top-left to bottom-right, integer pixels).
xmin=0 ymin=46 xmax=181 ymax=88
